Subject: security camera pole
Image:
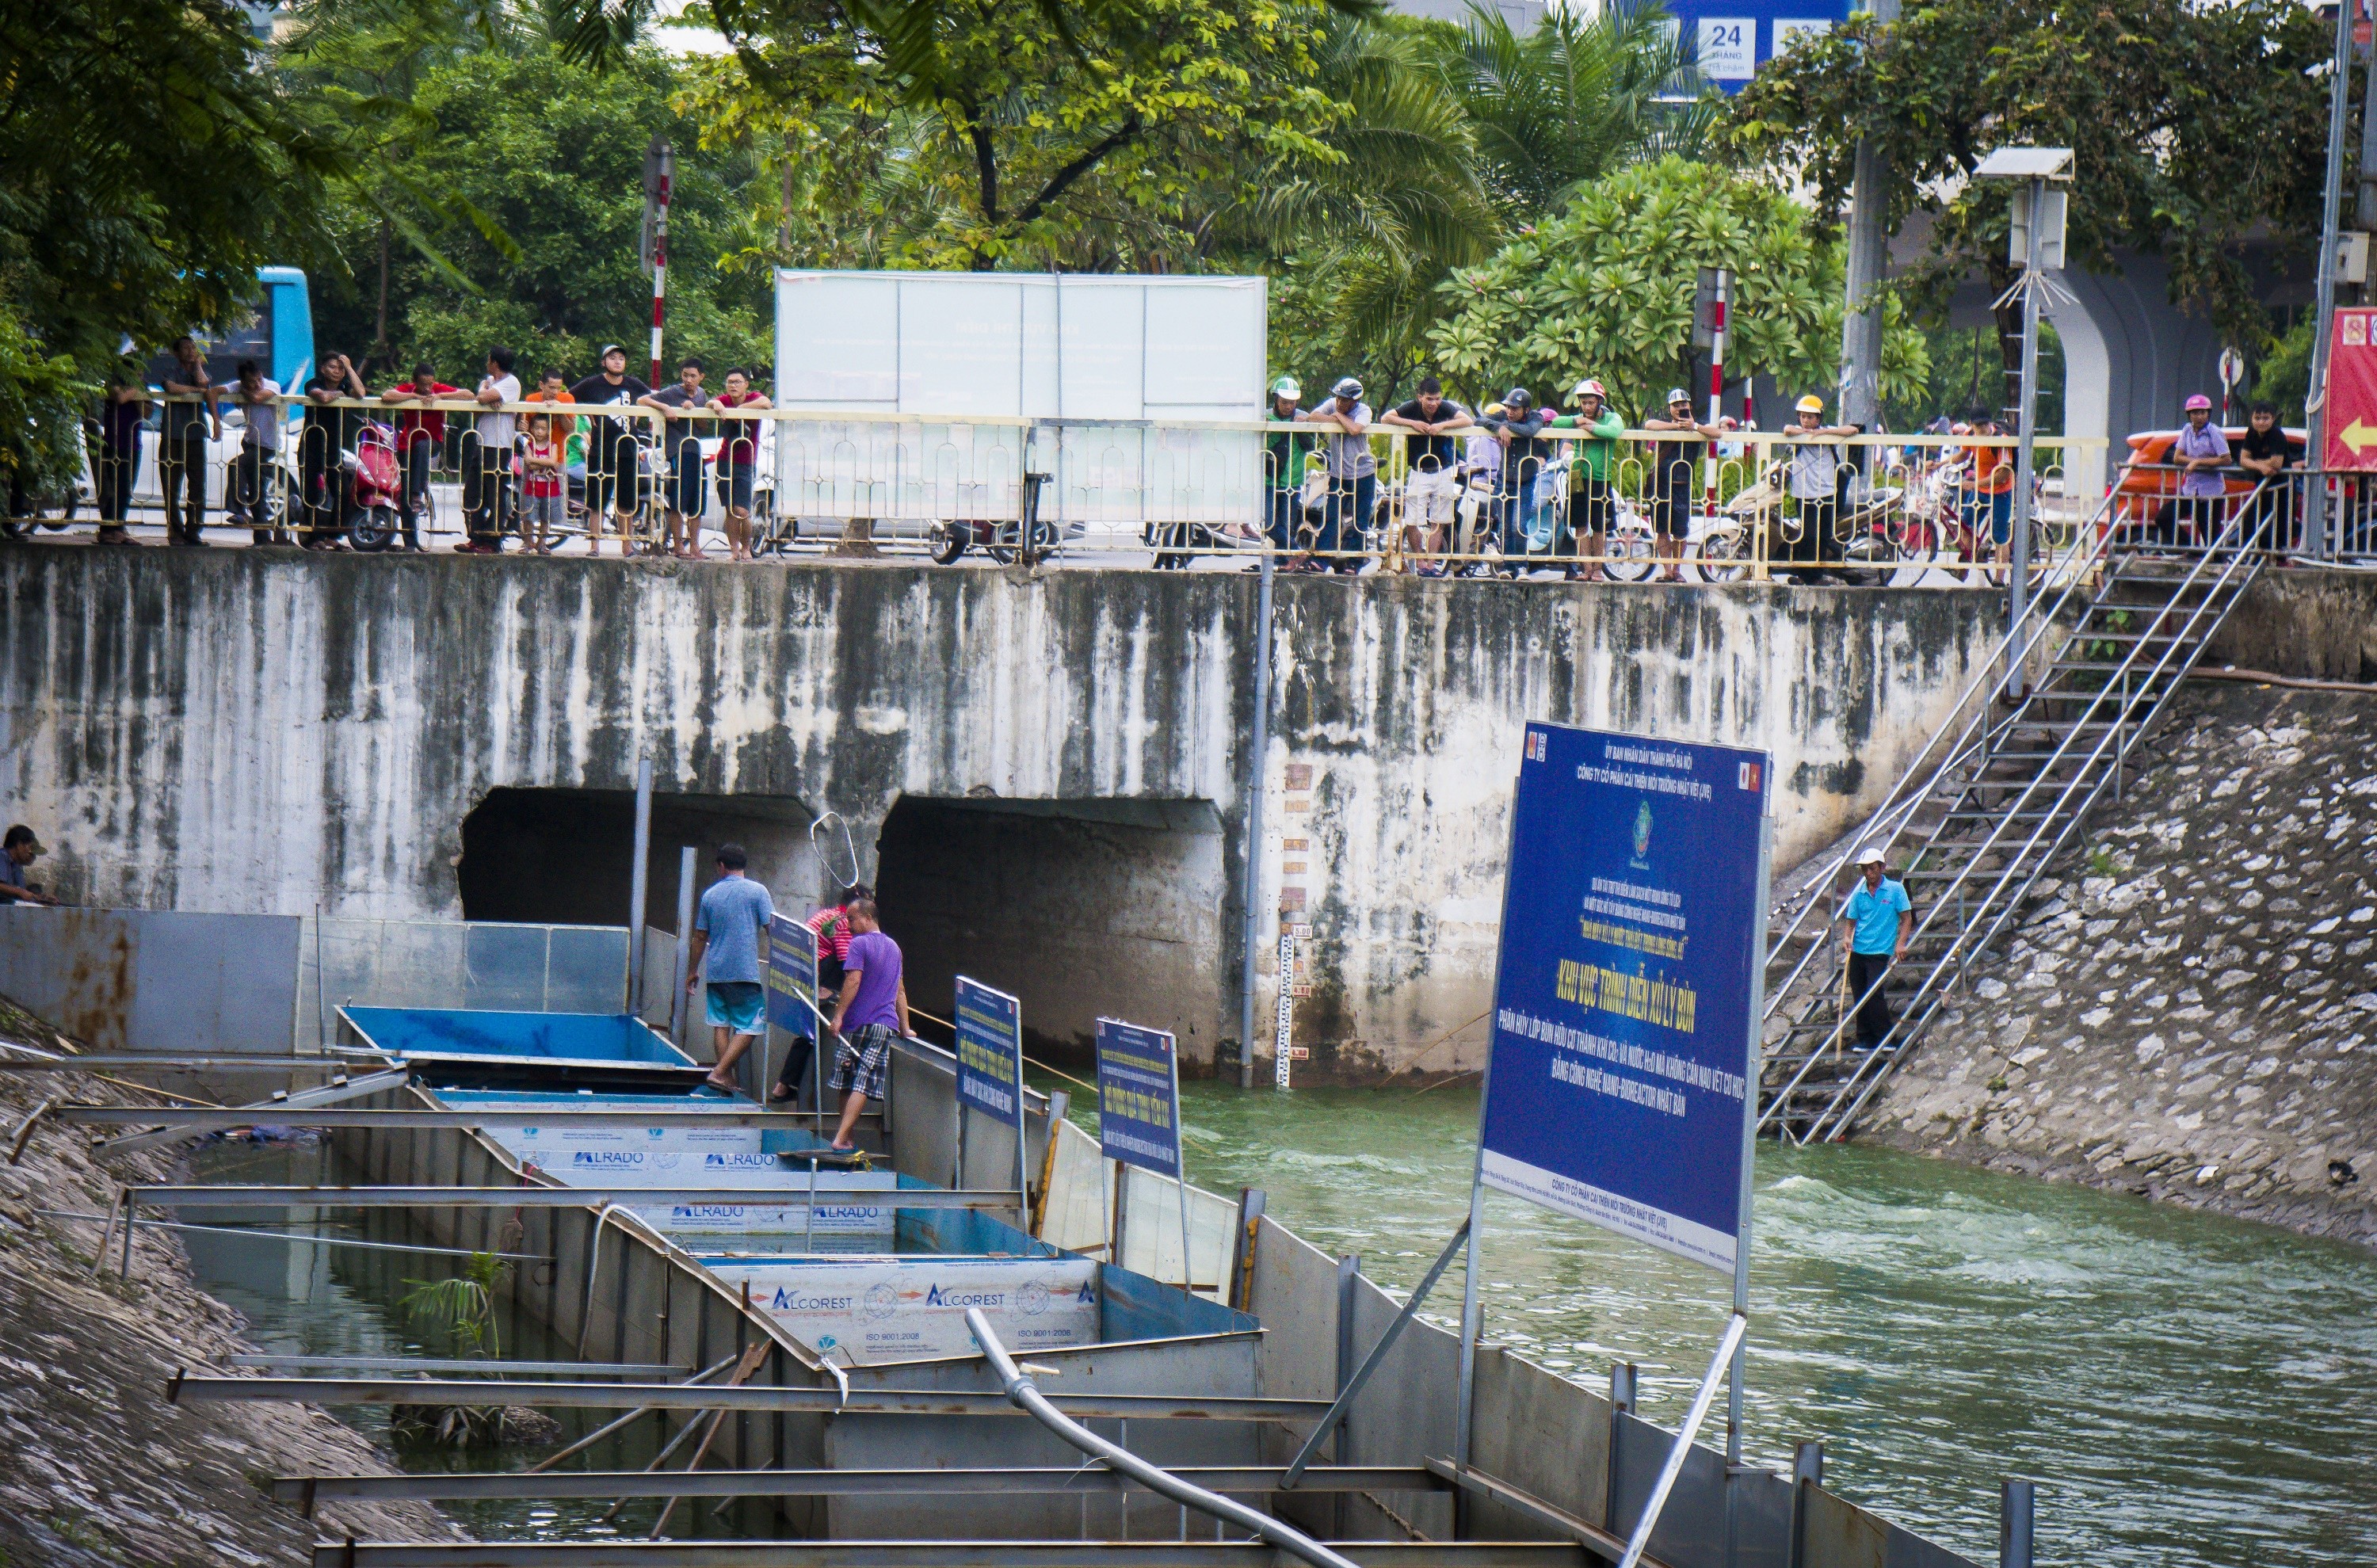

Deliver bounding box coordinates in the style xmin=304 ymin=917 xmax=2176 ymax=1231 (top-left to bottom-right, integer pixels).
xmin=1973 ymin=147 xmax=2073 ymax=700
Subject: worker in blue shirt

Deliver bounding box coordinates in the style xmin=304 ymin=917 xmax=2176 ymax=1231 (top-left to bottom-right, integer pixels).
xmin=1836 ymin=845 xmax=1913 ymax=1050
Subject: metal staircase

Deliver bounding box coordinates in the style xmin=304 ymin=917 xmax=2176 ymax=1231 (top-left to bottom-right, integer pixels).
xmin=1754 ymin=486 xmax=2276 ymax=1143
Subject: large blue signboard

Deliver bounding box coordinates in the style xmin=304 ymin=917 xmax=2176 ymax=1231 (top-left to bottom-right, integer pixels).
xmin=1095 ymin=1018 xmax=1181 ymax=1180
xmin=955 ymin=976 xmax=1024 ymax=1122
xmin=764 ymin=914 xmax=818 ymax=1034
xmin=1478 ymin=723 xmax=1772 ymax=1274
xmin=1662 ymin=0 xmax=1849 ymax=93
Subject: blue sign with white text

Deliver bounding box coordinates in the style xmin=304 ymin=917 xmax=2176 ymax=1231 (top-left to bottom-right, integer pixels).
xmin=1096 ymin=1018 xmax=1181 ymax=1179
xmin=1478 ymin=723 xmax=1772 ymax=1274
xmin=1661 ymin=0 xmax=1850 ymax=93
xmin=955 ymin=976 xmax=1024 ymax=1122
xmin=764 ymin=914 xmax=818 ymax=1034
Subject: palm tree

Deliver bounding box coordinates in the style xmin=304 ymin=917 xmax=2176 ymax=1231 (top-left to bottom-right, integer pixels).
xmin=1446 ymin=0 xmax=1715 ymax=226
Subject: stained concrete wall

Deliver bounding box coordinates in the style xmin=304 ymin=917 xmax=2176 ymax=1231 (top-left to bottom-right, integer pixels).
xmin=0 ymin=547 xmax=2009 ymax=1078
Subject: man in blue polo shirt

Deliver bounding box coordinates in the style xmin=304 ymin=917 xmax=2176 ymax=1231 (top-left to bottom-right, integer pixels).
xmin=1836 ymin=845 xmax=1913 ymax=1051
xmin=682 ymin=843 xmax=774 ymax=1093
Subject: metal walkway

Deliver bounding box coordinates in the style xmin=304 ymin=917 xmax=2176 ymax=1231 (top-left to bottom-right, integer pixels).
xmin=1756 ymin=489 xmax=2274 ymax=1143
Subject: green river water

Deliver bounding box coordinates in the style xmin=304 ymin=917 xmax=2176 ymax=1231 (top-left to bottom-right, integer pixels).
xmin=181 ymin=1090 xmax=2377 ymax=1566
xmin=1136 ymin=1082 xmax=2377 ymax=1568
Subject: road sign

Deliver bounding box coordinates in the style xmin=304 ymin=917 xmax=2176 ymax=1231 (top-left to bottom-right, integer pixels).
xmin=1662 ymin=0 xmax=1851 ymax=92
xmin=1096 ymin=1018 xmax=1182 ymax=1179
xmin=2322 ymin=309 xmax=2377 ymax=470
xmin=764 ymin=915 xmax=818 ymax=1034
xmin=1476 ymin=723 xmax=1772 ymax=1275
xmin=2218 ymin=347 xmax=2245 ymax=390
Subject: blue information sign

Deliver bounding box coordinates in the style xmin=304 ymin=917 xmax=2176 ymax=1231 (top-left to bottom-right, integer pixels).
xmin=1095 ymin=1018 xmax=1181 ymax=1180
xmin=955 ymin=976 xmax=1025 ymax=1123
xmin=1662 ymin=0 xmax=1849 ymax=93
xmin=1478 ymin=722 xmax=1772 ymax=1274
xmin=764 ymin=914 xmax=818 ymax=1034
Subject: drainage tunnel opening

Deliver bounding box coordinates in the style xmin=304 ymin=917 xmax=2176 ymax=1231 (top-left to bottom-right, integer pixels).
xmin=458 ymin=787 xmax=826 ymax=931
xmin=874 ymin=796 xmax=1227 ymax=1073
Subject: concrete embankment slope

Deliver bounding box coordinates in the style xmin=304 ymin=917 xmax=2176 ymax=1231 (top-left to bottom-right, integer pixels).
xmin=0 ymin=996 xmax=464 ymax=1562
xmin=1865 ymin=681 xmax=2377 ymax=1248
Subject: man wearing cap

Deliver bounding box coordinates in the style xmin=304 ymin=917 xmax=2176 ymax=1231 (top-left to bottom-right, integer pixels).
xmin=1299 ymin=377 xmax=1375 ymax=573
xmin=1836 ymin=847 xmax=1913 ymax=1051
xmin=1547 ymin=380 xmax=1624 ymax=581
xmin=1478 ymin=388 xmax=1551 ymax=574
xmin=572 ymin=346 xmax=655 ymax=556
xmin=1782 ymin=394 xmax=1858 ymax=585
xmin=1643 ymin=389 xmax=1719 ymax=583
xmin=1259 ymin=376 xmax=1312 ymax=563
xmin=0 ymin=826 xmax=56 ymax=906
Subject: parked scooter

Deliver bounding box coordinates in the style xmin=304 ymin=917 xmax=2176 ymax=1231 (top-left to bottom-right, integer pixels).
xmin=341 ymin=421 xmax=407 ymax=552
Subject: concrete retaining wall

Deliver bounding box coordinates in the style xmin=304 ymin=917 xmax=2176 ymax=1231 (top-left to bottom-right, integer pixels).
xmin=2 ymin=547 xmax=2009 ymax=1078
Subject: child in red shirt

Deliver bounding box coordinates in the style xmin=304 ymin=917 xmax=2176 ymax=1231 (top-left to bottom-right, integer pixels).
xmin=521 ymin=413 xmax=567 ymax=554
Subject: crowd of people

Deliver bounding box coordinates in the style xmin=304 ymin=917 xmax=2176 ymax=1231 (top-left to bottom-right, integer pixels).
xmin=90 ymin=341 xmax=776 ymax=560
xmin=75 ymin=336 xmax=2302 ymax=574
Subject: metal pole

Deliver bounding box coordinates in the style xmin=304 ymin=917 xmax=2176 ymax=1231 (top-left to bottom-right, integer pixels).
xmin=649 ymin=143 xmax=672 ymax=388
xmin=2007 ymin=188 xmax=2044 ymax=703
xmin=1280 ymin=1217 xmax=1471 ymax=1489
xmin=1017 ymin=1022 xmax=1033 ymax=1215
xmin=1457 ymin=782 xmax=1522 ymax=1477
xmin=628 ymin=759 xmax=653 ymax=1015
xmin=1998 ymin=1478 xmax=2036 ymax=1568
xmin=2307 ymin=0 xmax=2355 ymax=551
xmin=965 ymin=1308 xmax=1364 ymax=1568
xmin=669 ymin=846 xmax=696 ymax=1045
xmin=1616 ymin=1312 xmax=1751 ymax=1568
xmin=1170 ymin=1045 xmax=1190 ymax=1290
xmin=1728 ymin=813 xmax=1773 ymax=1465
xmin=1837 ymin=0 xmax=1898 ymax=433
xmin=1237 ymin=548 xmax=1273 ymax=1090
xmin=1702 ymin=270 xmax=1730 ymax=511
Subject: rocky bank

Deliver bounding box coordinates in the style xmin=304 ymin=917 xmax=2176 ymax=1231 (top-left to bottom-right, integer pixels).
xmin=0 ymin=998 xmax=468 ymax=1565
xmin=1865 ymin=681 xmax=2377 ymax=1248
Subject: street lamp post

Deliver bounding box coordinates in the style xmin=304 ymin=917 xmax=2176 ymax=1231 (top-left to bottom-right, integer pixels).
xmin=1973 ymin=147 xmax=2073 ymax=702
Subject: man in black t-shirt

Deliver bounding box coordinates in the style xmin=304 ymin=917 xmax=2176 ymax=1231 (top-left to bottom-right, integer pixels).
xmin=570 ymin=344 xmax=653 ymax=554
xmin=637 ymin=357 xmax=713 ymax=559
xmin=1642 ymin=387 xmax=1718 ymax=582
xmin=1381 ymin=378 xmax=1470 ymax=574
xmin=157 ymin=336 xmax=222 ymax=546
xmin=2234 ymin=399 xmax=2301 ymax=546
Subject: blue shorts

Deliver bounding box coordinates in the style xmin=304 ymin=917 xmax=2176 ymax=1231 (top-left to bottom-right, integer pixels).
xmin=705 ymin=981 xmax=765 ymax=1036
xmin=1969 ymin=489 xmax=2013 ymax=545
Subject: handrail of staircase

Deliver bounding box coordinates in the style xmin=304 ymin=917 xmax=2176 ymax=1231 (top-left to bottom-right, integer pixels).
xmin=1795 ymin=499 xmax=2270 ymax=1143
xmin=1757 ymin=484 xmax=2135 ymax=1027
xmin=1810 ymin=522 xmax=2270 ymax=1141
xmin=1768 ymin=492 xmax=2265 ymax=1135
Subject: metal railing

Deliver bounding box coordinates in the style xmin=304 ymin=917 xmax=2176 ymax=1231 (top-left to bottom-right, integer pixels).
xmin=15 ymin=395 xmax=2109 ymax=582
xmin=1757 ymin=480 xmax=2275 ymax=1141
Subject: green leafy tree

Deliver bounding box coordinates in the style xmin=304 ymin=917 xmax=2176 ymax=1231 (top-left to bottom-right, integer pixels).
xmin=1428 ymin=155 xmax=1926 ymax=421
xmin=657 ymin=0 xmax=1341 ymax=271
xmin=305 ymin=45 xmax=772 ymax=382
xmin=1444 ymin=0 xmax=1715 ymax=226
xmin=1727 ymin=0 xmax=2330 ymax=405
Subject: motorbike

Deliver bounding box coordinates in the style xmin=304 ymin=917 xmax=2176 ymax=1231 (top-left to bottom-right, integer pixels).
xmin=340 ymin=421 xmax=407 ymax=551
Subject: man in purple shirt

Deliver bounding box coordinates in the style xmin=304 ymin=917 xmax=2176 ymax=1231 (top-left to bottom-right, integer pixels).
xmin=826 ymin=898 xmax=915 ymax=1150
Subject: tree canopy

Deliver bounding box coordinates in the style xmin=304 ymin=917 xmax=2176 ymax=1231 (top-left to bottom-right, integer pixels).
xmin=1727 ymin=0 xmax=2331 ymax=348
xmin=1429 ymin=155 xmax=1927 ymax=421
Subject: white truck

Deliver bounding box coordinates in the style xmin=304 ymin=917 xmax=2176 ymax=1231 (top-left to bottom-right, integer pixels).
xmin=771 ymin=270 xmax=1269 ymax=561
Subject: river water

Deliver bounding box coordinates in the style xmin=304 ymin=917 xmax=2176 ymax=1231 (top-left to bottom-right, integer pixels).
xmin=178 ymin=1096 xmax=2377 ymax=1566
xmin=1124 ymin=1081 xmax=2377 ymax=1568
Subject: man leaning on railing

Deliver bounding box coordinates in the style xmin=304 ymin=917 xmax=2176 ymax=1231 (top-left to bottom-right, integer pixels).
xmin=2233 ymin=399 xmax=2299 ymax=549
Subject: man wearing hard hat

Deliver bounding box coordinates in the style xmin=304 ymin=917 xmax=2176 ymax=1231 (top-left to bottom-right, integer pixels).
xmin=1835 ymin=845 xmax=1913 ymax=1051
xmin=1547 ymin=378 xmax=1625 ymax=581
xmin=1643 ymin=387 xmax=1719 ymax=583
xmin=1781 ymin=393 xmax=1859 ymax=585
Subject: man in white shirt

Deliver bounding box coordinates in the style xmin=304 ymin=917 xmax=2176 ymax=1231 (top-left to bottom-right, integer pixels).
xmin=461 ymin=346 xmax=521 ymax=554
xmin=227 ymin=358 xmax=287 ymax=546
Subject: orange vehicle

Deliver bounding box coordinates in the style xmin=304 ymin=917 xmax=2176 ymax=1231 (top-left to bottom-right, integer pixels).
xmin=2110 ymin=424 xmax=2303 ymax=532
